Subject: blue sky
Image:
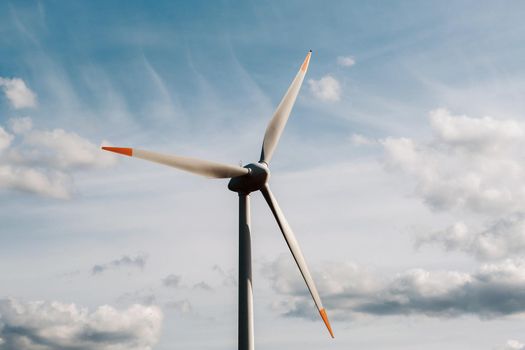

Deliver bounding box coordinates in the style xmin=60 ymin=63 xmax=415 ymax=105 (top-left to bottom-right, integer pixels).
xmin=2 ymin=1 xmax=525 ymax=350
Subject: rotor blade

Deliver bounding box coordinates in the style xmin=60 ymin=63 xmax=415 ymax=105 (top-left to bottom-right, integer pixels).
xmin=101 ymin=147 xmax=249 ymax=178
xmin=259 ymin=50 xmax=312 ymax=165
xmin=260 ymin=184 xmax=334 ymax=338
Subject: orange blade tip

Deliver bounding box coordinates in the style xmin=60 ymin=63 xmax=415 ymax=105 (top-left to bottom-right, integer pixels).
xmin=320 ymin=308 xmax=335 ymax=338
xmin=301 ymin=51 xmax=312 ymax=72
xmin=101 ymin=146 xmax=133 ymax=157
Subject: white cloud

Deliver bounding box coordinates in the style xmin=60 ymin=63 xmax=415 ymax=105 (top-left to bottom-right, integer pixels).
xmin=350 ymin=133 xmax=375 ymax=146
xmin=416 ymin=222 xmax=471 ymax=252
xmin=8 ymin=117 xmax=33 ymax=134
xmin=0 ymin=165 xmax=72 ymax=199
xmin=0 ymin=298 xmax=162 ymax=350
xmin=266 ymin=256 xmax=525 ymax=320
xmin=417 ymin=214 xmax=525 ymax=260
xmin=0 ymin=117 xmax=116 ymax=199
xmin=382 ymin=109 xmax=525 ymax=260
xmin=0 ymin=77 xmax=37 ymax=109
xmin=337 ymin=55 xmax=356 ymax=67
xmin=0 ymin=127 xmax=13 ymax=152
xmin=497 ymin=340 xmax=525 ymax=350
xmin=382 ymin=109 xmax=525 ymax=214
xmin=24 ymin=129 xmax=116 ymax=170
xmin=308 ymin=75 xmax=342 ymax=102
xmin=430 ymin=108 xmax=524 ymax=152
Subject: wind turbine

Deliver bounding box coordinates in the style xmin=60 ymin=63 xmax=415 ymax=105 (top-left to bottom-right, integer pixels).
xmin=102 ymin=50 xmax=334 ymax=349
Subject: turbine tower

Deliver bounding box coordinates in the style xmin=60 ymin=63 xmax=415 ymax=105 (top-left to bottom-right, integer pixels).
xmin=102 ymin=51 xmax=334 ymax=349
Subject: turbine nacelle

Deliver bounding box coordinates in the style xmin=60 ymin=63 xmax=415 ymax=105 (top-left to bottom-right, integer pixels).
xmin=228 ymin=162 xmax=270 ymax=194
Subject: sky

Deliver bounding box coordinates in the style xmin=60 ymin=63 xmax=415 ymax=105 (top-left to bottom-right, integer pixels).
xmin=1 ymin=1 xmax=525 ymax=349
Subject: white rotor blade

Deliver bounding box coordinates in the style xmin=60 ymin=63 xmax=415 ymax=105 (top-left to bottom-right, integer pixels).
xmin=102 ymin=147 xmax=249 ymax=178
xmin=260 ymin=51 xmax=311 ymax=165
xmin=260 ymin=184 xmax=334 ymax=338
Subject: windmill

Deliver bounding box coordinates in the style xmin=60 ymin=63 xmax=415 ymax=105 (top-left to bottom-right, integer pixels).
xmin=102 ymin=50 xmax=333 ymax=350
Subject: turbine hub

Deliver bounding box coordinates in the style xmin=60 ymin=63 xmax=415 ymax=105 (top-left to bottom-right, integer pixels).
xmin=228 ymin=162 xmax=270 ymax=194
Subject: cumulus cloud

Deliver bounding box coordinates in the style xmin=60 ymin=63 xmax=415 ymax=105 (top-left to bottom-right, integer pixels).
xmin=0 ymin=117 xmax=116 ymax=199
xmin=308 ymin=75 xmax=341 ymax=102
xmin=0 ymin=77 xmax=37 ymax=109
xmin=0 ymin=165 xmax=72 ymax=199
xmin=417 ymin=214 xmax=525 ymax=260
xmin=0 ymin=298 xmax=162 ymax=350
xmin=382 ymin=109 xmax=525 ymax=214
xmin=337 ymin=56 xmax=356 ymax=67
xmin=416 ymin=222 xmax=471 ymax=252
xmin=382 ymin=109 xmax=525 ymax=260
xmin=265 ymin=256 xmax=525 ymax=320
xmin=91 ymin=254 xmax=147 ymax=275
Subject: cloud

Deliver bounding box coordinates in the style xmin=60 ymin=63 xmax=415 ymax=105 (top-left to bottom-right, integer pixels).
xmin=416 ymin=221 xmax=472 ymax=252
xmin=497 ymin=340 xmax=525 ymax=350
xmin=265 ymin=256 xmax=525 ymax=320
xmin=430 ymin=109 xmax=524 ymax=152
xmin=382 ymin=109 xmax=525 ymax=260
xmin=417 ymin=214 xmax=525 ymax=260
xmin=8 ymin=117 xmax=32 ymax=134
xmin=0 ymin=298 xmax=162 ymax=350
xmin=193 ymin=281 xmax=213 ymax=291
xmin=162 ymin=274 xmax=182 ymax=288
xmin=91 ymin=254 xmax=147 ymax=275
xmin=337 ymin=56 xmax=356 ymax=67
xmin=23 ymin=129 xmax=116 ymax=170
xmin=118 ymin=291 xmax=157 ymax=306
xmin=0 ymin=77 xmax=37 ymax=109
xmin=0 ymin=117 xmax=116 ymax=199
xmin=212 ymin=265 xmax=237 ymax=287
xmin=382 ymin=109 xmax=525 ymax=214
xmin=308 ymin=75 xmax=341 ymax=102
xmin=0 ymin=165 xmax=71 ymax=199
xmin=350 ymin=133 xmax=375 ymax=146
xmin=165 ymin=299 xmax=192 ymax=314
xmin=0 ymin=127 xmax=13 ymax=152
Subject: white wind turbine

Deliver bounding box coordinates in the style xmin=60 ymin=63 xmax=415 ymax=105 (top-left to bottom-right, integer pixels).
xmin=102 ymin=50 xmax=334 ymax=349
